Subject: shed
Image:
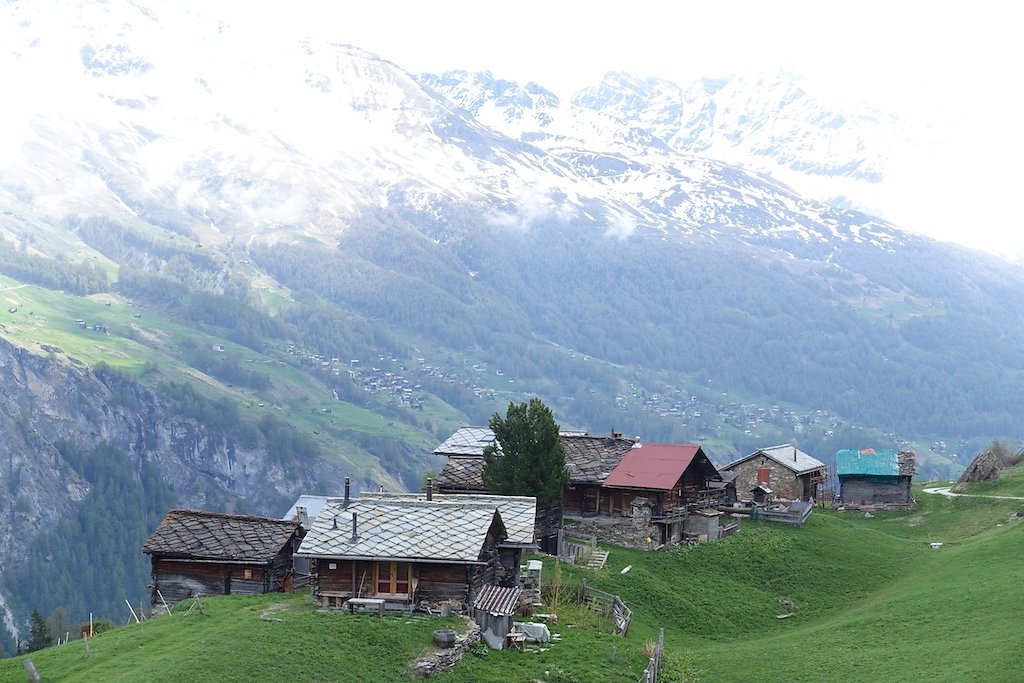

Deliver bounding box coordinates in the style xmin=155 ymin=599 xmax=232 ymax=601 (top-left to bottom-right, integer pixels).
xmin=836 ymin=448 xmax=916 ymax=508
xmin=473 ymin=584 xmax=523 ymax=649
xmin=142 ymin=509 xmax=303 ymax=607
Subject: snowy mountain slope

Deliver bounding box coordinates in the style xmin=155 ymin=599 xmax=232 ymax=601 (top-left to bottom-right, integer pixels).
xmin=0 ymin=0 xmax=918 ymax=268
xmin=417 ymin=69 xmax=932 ymax=220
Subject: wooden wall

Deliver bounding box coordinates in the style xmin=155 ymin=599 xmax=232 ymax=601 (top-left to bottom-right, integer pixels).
xmin=840 ymin=476 xmax=912 ymax=506
xmin=416 ymin=563 xmax=471 ymax=603
xmin=151 ymin=558 xmax=270 ymax=605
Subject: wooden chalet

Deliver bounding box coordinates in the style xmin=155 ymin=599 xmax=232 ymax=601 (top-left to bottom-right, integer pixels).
xmin=836 ymin=448 xmax=916 ymax=508
xmin=142 ymin=509 xmax=303 ymax=607
xmin=600 ymin=443 xmax=727 ymax=541
xmin=723 ymin=444 xmax=827 ymax=502
xmin=296 ymin=496 xmax=512 ymax=610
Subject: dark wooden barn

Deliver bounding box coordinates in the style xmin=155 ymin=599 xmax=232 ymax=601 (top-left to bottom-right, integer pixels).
xmin=296 ymin=497 xmax=512 ymax=611
xmin=142 ymin=509 xmax=303 ymax=607
xmin=836 ymin=448 xmax=917 ymax=508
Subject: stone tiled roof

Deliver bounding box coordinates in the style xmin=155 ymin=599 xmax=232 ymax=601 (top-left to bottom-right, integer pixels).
xmin=432 ymin=426 xmax=497 ymax=457
xmin=296 ymin=498 xmax=506 ymax=563
xmin=561 ymin=434 xmax=637 ymax=485
xmin=360 ymin=492 xmax=537 ymax=546
xmin=724 ymin=444 xmax=826 ymax=475
xmin=142 ymin=509 xmax=300 ymax=563
xmin=435 ymin=456 xmax=488 ymax=492
xmin=434 ymin=432 xmax=637 ymax=491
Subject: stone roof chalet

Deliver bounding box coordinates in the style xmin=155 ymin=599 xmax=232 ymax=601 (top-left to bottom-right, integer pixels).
xmin=142 ymin=509 xmax=302 ymax=563
xmin=296 ymin=498 xmax=507 ymax=564
xmin=433 ymin=428 xmax=636 ymax=492
xmin=724 ymin=444 xmax=826 ymax=476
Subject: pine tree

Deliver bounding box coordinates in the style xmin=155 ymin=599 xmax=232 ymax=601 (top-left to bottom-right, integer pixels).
xmin=27 ymin=610 xmax=52 ymax=652
xmin=482 ymin=398 xmax=569 ymax=507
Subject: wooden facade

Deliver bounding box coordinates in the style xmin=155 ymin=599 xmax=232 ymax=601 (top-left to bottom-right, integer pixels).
xmin=142 ymin=509 xmax=302 ymax=607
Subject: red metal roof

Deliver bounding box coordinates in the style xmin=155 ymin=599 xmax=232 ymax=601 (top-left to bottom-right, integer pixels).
xmin=602 ymin=443 xmax=702 ymax=490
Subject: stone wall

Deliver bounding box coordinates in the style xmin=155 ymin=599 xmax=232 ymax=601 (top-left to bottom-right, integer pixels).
xmin=728 ymin=456 xmax=802 ymax=500
xmin=409 ymin=619 xmax=482 ymax=677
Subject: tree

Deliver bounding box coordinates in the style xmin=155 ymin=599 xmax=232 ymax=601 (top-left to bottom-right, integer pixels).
xmin=482 ymin=398 xmax=569 ymax=507
xmin=26 ymin=610 xmax=51 ymax=653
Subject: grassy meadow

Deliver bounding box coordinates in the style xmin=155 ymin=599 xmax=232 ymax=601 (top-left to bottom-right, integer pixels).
xmin=2 ymin=480 xmax=1022 ymax=682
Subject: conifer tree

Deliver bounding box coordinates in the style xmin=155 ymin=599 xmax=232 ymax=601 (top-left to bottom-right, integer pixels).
xmin=27 ymin=610 xmax=52 ymax=652
xmin=482 ymin=398 xmax=569 ymax=507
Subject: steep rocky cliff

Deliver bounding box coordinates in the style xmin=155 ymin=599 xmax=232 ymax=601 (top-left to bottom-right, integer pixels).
xmin=0 ymin=337 xmax=350 ymax=640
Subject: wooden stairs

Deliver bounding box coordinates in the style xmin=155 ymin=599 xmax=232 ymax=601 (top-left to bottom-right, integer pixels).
xmin=586 ymin=549 xmax=609 ymax=569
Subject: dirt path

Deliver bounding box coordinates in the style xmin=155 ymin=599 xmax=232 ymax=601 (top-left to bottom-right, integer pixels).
xmin=922 ymin=487 xmax=1024 ymax=501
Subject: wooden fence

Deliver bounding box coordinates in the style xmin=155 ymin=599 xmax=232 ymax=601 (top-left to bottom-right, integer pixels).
xmin=558 ymin=531 xmax=597 ymax=564
xmin=638 ymin=628 xmax=665 ymax=683
xmin=579 ymin=582 xmax=632 ymax=636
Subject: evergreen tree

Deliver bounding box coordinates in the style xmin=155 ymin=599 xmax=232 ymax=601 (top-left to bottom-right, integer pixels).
xmin=27 ymin=610 xmax=51 ymax=652
xmin=482 ymin=398 xmax=569 ymax=507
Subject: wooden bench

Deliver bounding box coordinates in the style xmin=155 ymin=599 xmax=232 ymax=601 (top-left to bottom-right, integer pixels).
xmin=346 ymin=597 xmax=386 ymax=616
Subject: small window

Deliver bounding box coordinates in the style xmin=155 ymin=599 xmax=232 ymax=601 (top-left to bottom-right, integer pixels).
xmin=243 ymin=568 xmax=253 ymax=580
xmin=328 ymin=562 xmax=338 ymax=570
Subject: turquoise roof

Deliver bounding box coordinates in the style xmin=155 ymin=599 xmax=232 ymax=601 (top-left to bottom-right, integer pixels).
xmin=835 ymin=449 xmax=900 ymax=477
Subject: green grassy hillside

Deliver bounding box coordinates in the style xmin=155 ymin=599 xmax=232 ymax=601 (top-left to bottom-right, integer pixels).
xmin=4 ymin=478 xmax=1022 ymax=682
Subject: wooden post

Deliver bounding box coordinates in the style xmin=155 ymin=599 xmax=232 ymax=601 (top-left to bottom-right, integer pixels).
xmin=126 ymin=599 xmax=140 ymax=624
xmin=157 ymin=590 xmax=171 ymax=615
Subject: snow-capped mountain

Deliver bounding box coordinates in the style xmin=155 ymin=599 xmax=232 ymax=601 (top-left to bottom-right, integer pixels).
xmin=1 ymin=0 xmax=918 ymax=258
xmin=418 ymin=69 xmax=931 ymax=222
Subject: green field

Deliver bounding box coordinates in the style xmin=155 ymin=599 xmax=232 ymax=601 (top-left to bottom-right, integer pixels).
xmin=3 ymin=477 xmax=1022 ymax=682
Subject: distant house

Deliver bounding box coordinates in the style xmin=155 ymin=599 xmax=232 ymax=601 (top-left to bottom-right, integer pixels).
xmin=836 ymin=448 xmax=916 ymax=508
xmin=433 ymin=428 xmax=731 ymax=546
xmin=296 ymin=494 xmax=512 ymax=610
xmin=723 ymin=444 xmax=827 ymax=502
xmin=142 ymin=509 xmax=304 ymax=607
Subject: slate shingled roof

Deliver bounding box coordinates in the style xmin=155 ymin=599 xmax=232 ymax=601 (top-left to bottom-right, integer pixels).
xmin=432 ymin=426 xmax=496 ymax=457
xmin=142 ymin=509 xmax=301 ymax=563
xmin=360 ymin=492 xmax=537 ymax=546
xmin=296 ymin=498 xmax=506 ymax=563
xmin=560 ymin=434 xmax=637 ymax=484
xmin=724 ymin=444 xmax=826 ymax=475
xmin=435 ymin=456 xmax=488 ymax=492
xmin=433 ymin=430 xmax=637 ymax=491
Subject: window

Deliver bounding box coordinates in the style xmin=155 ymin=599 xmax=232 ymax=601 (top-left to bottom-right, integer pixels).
xmin=375 ymin=562 xmax=411 ymax=595
xmin=243 ymin=568 xmax=253 ymax=580
xmin=757 ymin=468 xmax=770 ymax=484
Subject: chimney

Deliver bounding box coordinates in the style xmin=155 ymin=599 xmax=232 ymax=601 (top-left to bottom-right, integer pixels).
xmin=794 ymin=446 xmax=798 ymax=462
xmin=378 ymin=485 xmax=384 ymax=493
xmin=343 ymin=477 xmax=351 ymax=509
xmin=350 ymin=512 xmax=358 ymax=542
xmin=426 ymin=477 xmax=433 ymax=501
xmin=332 ymin=516 xmax=338 ymax=530
xmin=296 ymin=505 xmax=309 ymax=528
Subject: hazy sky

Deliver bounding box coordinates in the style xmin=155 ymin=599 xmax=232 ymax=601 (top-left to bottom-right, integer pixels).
xmin=267 ymin=0 xmax=1020 ymax=257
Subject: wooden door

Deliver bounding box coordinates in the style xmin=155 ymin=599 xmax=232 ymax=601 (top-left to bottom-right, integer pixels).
xmin=375 ymin=562 xmax=411 ymax=596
